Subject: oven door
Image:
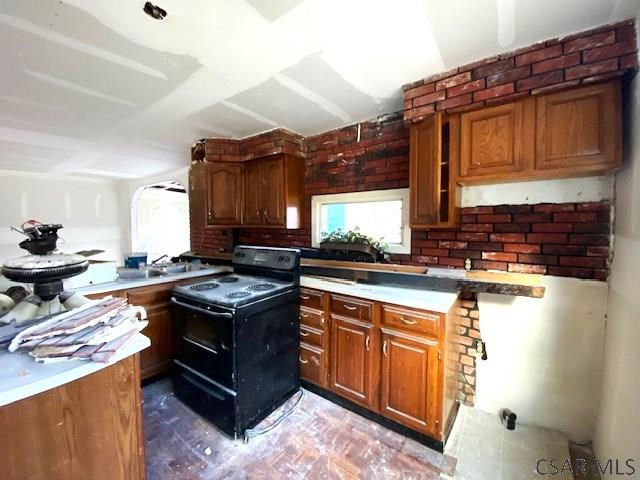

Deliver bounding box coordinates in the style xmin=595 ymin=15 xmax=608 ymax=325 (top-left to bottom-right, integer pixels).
xmin=171 ymin=296 xmax=235 ymax=390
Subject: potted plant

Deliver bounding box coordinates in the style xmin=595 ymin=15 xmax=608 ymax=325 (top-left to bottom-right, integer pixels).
xmin=319 ymin=227 xmax=389 ymax=261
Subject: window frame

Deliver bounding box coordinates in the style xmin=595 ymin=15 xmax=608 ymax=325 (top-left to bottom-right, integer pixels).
xmin=311 ymin=188 xmax=411 ymax=254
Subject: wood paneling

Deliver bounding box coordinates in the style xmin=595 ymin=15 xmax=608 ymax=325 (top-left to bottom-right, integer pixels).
xmin=243 ymin=161 xmax=263 ymax=225
xmin=0 ymin=354 xmax=145 ymax=480
xmin=380 ymin=329 xmax=439 ymax=436
xmin=460 ymin=99 xmax=534 ymax=180
xmin=330 ymin=315 xmax=375 ymax=408
xmin=206 ymin=163 xmax=243 ymax=225
xmin=535 ymin=81 xmax=620 ymax=173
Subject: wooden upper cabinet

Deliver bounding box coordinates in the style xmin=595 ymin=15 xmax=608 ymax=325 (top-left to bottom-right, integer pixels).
xmin=330 ymin=315 xmax=375 ymax=408
xmin=380 ymin=329 xmax=440 ymax=436
xmin=410 ymin=114 xmax=440 ymax=226
xmin=459 ymin=99 xmax=534 ymax=182
xmin=456 ymin=80 xmax=621 ymax=185
xmin=189 ymin=161 xmax=207 ymax=229
xmin=535 ymin=81 xmax=621 ymax=173
xmin=262 ymin=157 xmax=285 ymax=225
xmin=243 ymin=161 xmax=263 ymax=225
xmin=207 ymin=163 xmax=243 ymax=226
xmin=410 ymin=114 xmax=460 ymax=229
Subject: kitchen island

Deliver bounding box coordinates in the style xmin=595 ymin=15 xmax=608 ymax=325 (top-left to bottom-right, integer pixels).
xmin=0 ymin=334 xmax=150 ymax=480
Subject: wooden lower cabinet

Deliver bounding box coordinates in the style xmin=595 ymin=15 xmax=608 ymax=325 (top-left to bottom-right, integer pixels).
xmin=300 ymin=288 xmax=460 ymax=446
xmin=0 ymin=354 xmax=145 ymax=480
xmin=300 ymin=343 xmax=324 ymax=385
xmin=86 ymin=276 xmax=213 ymax=381
xmin=330 ymin=315 xmax=375 ymax=408
xmin=380 ymin=329 xmax=440 ymax=437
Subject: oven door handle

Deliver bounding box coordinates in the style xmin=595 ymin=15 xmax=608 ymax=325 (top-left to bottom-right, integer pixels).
xmin=171 ymin=297 xmax=233 ymax=319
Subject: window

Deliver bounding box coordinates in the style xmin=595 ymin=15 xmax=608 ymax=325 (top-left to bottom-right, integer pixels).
xmin=311 ymin=189 xmax=410 ymax=254
xmin=132 ymin=182 xmax=190 ymax=261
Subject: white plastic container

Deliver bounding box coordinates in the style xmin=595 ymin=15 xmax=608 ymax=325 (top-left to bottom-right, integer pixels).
xmin=65 ymin=260 xmax=117 ymax=288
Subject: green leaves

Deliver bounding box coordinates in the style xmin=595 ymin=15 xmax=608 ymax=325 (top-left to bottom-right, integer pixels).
xmin=320 ymin=227 xmax=389 ymax=253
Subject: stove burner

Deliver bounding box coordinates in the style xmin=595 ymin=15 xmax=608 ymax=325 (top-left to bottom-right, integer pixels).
xmin=247 ymin=283 xmax=276 ymax=292
xmin=226 ymin=291 xmax=251 ymax=299
xmin=191 ymin=282 xmax=219 ymax=291
xmin=218 ymin=276 xmax=239 ymax=284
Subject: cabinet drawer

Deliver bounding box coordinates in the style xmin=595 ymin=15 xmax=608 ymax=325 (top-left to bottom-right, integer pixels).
xmin=300 ymin=307 xmax=325 ymax=330
xmin=382 ymin=305 xmax=440 ymax=337
xmin=300 ymin=288 xmax=323 ymax=310
xmin=300 ymin=324 xmax=323 ymax=348
xmin=330 ymin=294 xmax=373 ymax=322
xmin=300 ymin=343 xmax=324 ymax=385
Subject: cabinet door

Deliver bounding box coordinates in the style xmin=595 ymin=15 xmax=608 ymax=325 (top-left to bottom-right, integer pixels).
xmin=128 ymin=288 xmax=173 ymax=380
xmin=262 ymin=158 xmax=285 ymax=226
xmin=410 ymin=113 xmax=442 ymax=226
xmin=206 ymin=163 xmax=243 ymax=225
xmin=459 ymin=100 xmax=534 ymax=181
xmin=189 ymin=162 xmax=207 ymax=229
xmin=380 ymin=330 xmax=439 ymax=436
xmin=535 ymin=81 xmax=620 ymax=173
xmin=330 ymin=316 xmax=375 ymax=408
xmin=243 ymin=161 xmax=263 ymax=225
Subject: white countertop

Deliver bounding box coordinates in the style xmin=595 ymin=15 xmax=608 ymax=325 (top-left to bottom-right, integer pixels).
xmin=0 ymin=333 xmax=150 ymax=407
xmin=73 ymin=266 xmax=231 ymax=295
xmin=301 ymin=275 xmax=459 ymax=313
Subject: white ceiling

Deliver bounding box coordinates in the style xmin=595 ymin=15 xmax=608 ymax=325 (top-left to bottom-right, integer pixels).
xmin=0 ymin=0 xmax=637 ymax=179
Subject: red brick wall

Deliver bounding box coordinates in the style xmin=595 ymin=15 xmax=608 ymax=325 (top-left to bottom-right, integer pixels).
xmin=456 ymin=292 xmax=480 ymax=406
xmin=389 ymin=202 xmax=611 ymax=280
xmin=190 ymin=21 xmax=631 ymax=281
xmin=403 ymin=20 xmax=638 ymax=122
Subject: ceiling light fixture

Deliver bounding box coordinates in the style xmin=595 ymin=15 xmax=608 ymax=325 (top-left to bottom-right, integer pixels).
xmin=143 ymin=2 xmax=167 ymax=20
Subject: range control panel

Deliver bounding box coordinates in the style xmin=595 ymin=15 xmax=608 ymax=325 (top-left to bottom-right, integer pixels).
xmin=232 ymin=246 xmax=300 ymax=271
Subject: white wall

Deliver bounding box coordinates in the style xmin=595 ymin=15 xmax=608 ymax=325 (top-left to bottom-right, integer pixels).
xmin=475 ymin=276 xmax=607 ymax=442
xmin=593 ymin=65 xmax=640 ymax=470
xmin=0 ymin=171 xmax=123 ymax=263
xmin=462 ymin=175 xmax=614 ymax=206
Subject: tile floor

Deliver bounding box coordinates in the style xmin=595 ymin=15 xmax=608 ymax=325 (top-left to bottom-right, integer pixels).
xmin=445 ymin=405 xmax=572 ymax=480
xmin=143 ymin=379 xmax=571 ymax=479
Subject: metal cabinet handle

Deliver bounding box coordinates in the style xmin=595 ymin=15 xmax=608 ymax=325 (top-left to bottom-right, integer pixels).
xmin=300 ymin=295 xmax=310 ymax=300
xmin=300 ymin=312 xmax=309 ymax=319
xmin=300 ymin=331 xmax=309 ymax=337
xmin=299 ymin=356 xmax=308 ymax=364
xmin=365 ymin=335 xmax=370 ymax=351
xmin=311 ymin=356 xmax=320 ymax=366
xmin=343 ymin=304 xmax=357 ymax=311
xmin=320 ymin=316 xmax=324 ymax=325
xmin=400 ymin=316 xmax=418 ymax=325
xmin=383 ymin=340 xmax=388 ymax=357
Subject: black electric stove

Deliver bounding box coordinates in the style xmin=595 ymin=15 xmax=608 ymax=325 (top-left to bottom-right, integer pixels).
xmin=171 ymin=246 xmax=301 ymax=439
